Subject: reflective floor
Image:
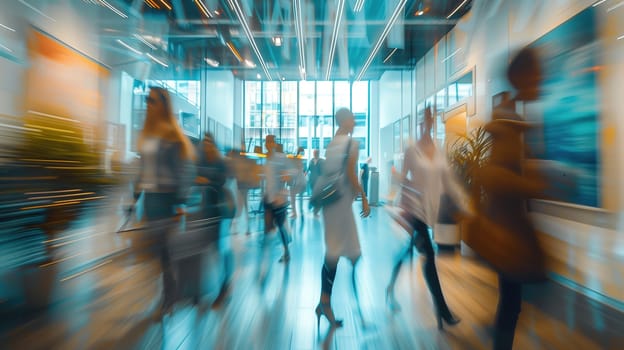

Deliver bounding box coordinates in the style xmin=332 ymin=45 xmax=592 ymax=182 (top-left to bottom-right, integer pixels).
xmin=1 ymin=202 xmax=623 ymax=349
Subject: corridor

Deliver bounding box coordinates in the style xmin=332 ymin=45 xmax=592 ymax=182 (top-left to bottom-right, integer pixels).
xmin=2 ymin=205 xmax=622 ymax=350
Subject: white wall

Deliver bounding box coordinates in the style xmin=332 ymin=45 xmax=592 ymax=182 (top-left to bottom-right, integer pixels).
xmin=379 ymin=70 xmax=406 ymax=128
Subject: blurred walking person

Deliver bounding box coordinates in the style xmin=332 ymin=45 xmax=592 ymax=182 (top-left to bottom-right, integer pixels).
xmin=314 ymin=108 xmax=370 ymax=330
xmin=195 ymin=133 xmax=233 ymax=309
xmin=263 ymin=135 xmax=291 ymax=263
xmin=386 ymin=106 xmax=469 ymax=329
xmin=307 ymin=149 xmax=324 ymax=215
xmin=133 ymin=87 xmax=195 ymax=317
xmin=467 ymin=47 xmax=548 ymax=350
xmin=288 ymin=147 xmax=306 ymax=218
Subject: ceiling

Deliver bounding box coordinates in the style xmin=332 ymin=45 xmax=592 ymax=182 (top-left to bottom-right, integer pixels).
xmin=90 ymin=0 xmax=473 ymax=81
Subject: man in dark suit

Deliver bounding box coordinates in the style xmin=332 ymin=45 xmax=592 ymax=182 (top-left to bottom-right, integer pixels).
xmin=306 ymin=149 xmax=324 ymax=213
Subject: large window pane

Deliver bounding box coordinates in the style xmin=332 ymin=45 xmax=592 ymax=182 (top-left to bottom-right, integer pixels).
xmin=316 ymin=81 xmax=333 ymax=156
xmin=352 ymin=81 xmax=369 ymax=161
xmin=244 ymin=81 xmax=262 ymax=152
xmin=334 ymin=81 xmax=350 ymax=112
xmin=298 ymin=81 xmax=315 ymax=158
xmin=262 ymin=82 xmax=280 ymax=152
xmin=281 ymin=81 xmax=298 ymax=154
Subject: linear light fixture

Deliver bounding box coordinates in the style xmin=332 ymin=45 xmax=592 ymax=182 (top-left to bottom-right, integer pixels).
xmin=195 ymin=0 xmax=213 ymax=18
xmin=618 ymin=34 xmax=624 ymax=40
xmin=244 ymin=59 xmax=256 ymax=68
xmin=134 ymin=34 xmax=157 ymax=50
xmin=446 ymin=0 xmax=469 ymax=19
xmin=98 ymin=0 xmax=128 ymax=18
xmin=146 ymin=53 xmax=168 ymax=67
xmin=0 ymin=23 xmax=16 ymax=32
xmin=354 ymin=0 xmax=365 ymax=12
xmin=442 ymin=48 xmax=461 ymax=62
xmin=592 ymin=0 xmax=607 ymax=6
xmin=158 ymin=0 xmax=172 ymax=10
xmin=228 ymin=0 xmax=272 ymax=80
xmin=383 ymin=48 xmax=398 ymax=63
xmin=205 ymin=57 xmax=219 ymax=67
xmin=294 ymin=0 xmax=306 ymax=79
xmin=0 ymin=43 xmax=13 ymax=53
xmin=226 ymin=41 xmax=243 ymax=62
xmin=117 ymin=39 xmax=142 ymax=55
xmin=325 ymin=0 xmax=346 ymax=81
xmin=355 ymin=0 xmax=407 ymax=81
xmin=19 ymin=0 xmax=57 ymax=22
xmin=145 ymin=0 xmax=160 ymax=9
xmin=607 ymin=1 xmax=624 ymax=12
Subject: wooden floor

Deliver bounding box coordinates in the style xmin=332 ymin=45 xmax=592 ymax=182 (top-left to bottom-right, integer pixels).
xmin=1 ymin=204 xmax=623 ymax=350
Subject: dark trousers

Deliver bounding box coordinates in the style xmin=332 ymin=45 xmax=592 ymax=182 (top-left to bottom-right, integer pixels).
xmin=143 ymin=192 xmax=178 ymax=307
xmin=388 ymin=215 xmax=452 ymax=317
xmin=263 ymin=200 xmax=289 ymax=250
xmin=493 ymin=276 xmax=522 ymax=350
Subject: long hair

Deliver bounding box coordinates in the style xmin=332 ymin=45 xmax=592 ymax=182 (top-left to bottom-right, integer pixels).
xmin=138 ymin=87 xmax=195 ymax=160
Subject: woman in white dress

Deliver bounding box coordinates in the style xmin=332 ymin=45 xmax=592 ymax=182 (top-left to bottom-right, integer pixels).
xmin=316 ymin=108 xmax=371 ymax=329
xmin=386 ymin=106 xmax=469 ymax=329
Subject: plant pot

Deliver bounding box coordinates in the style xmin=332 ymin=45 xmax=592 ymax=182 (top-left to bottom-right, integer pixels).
xmin=460 ymin=240 xmax=478 ymax=257
xmin=434 ymin=223 xmax=461 ymax=247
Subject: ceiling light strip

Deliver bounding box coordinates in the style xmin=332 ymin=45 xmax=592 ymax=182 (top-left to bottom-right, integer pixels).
xmin=446 ymin=0 xmax=469 ymax=19
xmin=0 ymin=23 xmax=16 ymax=32
xmin=592 ymin=0 xmax=607 ymax=6
xmin=607 ymin=1 xmax=624 ymax=12
xmin=146 ymin=53 xmax=168 ymax=67
xmin=0 ymin=43 xmax=13 ymax=53
xmin=117 ymin=39 xmax=142 ymax=55
xmin=294 ymin=0 xmax=306 ymax=79
xmin=18 ymin=0 xmax=57 ymax=22
xmin=442 ymin=48 xmax=461 ymax=62
xmin=158 ymin=0 xmax=172 ymax=10
xmin=98 ymin=0 xmax=128 ymax=18
xmin=228 ymin=0 xmax=271 ymax=80
xmin=383 ymin=48 xmax=398 ymax=63
xmin=356 ymin=0 xmax=407 ymax=81
xmin=145 ymin=0 xmax=159 ymax=9
xmin=325 ymin=0 xmax=346 ymax=81
xmin=354 ymin=0 xmax=365 ymax=12
xmin=133 ymin=34 xmax=157 ymax=50
xmin=618 ymin=34 xmax=624 ymax=40
xmin=226 ymin=42 xmax=243 ymax=62
xmin=195 ymin=0 xmax=213 ymax=18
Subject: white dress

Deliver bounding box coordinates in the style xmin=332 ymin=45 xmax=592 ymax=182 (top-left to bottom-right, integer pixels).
xmin=322 ymin=135 xmax=361 ymax=263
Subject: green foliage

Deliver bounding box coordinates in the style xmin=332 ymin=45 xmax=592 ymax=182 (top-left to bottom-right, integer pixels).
xmin=448 ymin=127 xmax=492 ymax=200
xmin=13 ymin=114 xmax=117 ymax=188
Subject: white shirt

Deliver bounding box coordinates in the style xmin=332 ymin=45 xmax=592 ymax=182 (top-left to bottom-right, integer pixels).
xmin=399 ymin=143 xmax=469 ymax=226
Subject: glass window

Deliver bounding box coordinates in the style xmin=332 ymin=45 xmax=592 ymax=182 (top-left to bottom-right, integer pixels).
xmin=240 ymin=80 xmax=370 ymax=161
xmin=244 ymin=81 xmax=262 ymax=152
xmin=436 ymin=87 xmax=447 ymax=112
xmin=298 ymin=81 xmax=315 ymax=158
xmin=352 ymin=81 xmax=369 ymax=160
xmin=281 ymin=81 xmax=298 ymax=154
xmin=334 ymin=81 xmax=350 ymax=112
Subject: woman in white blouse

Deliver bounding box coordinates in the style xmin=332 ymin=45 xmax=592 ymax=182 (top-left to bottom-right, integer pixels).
xmin=386 ymin=106 xmax=469 ymax=329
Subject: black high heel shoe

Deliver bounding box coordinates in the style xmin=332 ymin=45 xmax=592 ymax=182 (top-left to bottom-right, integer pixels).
xmin=315 ymin=303 xmax=344 ymax=331
xmin=436 ymin=311 xmax=461 ymax=330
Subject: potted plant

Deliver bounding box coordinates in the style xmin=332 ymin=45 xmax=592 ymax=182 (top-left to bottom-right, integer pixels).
xmin=446 ymin=126 xmax=492 ymax=256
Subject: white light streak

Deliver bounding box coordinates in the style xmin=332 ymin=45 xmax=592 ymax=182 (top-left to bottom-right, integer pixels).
xmin=146 ymin=53 xmax=168 ymax=67
xmin=447 ymin=0 xmax=469 ymax=19
xmin=116 ymin=39 xmax=142 ymax=55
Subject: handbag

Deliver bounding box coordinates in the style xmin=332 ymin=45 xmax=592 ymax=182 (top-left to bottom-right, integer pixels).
xmin=462 ymin=212 xmax=547 ymax=283
xmin=310 ymin=138 xmax=351 ymax=208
